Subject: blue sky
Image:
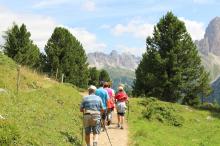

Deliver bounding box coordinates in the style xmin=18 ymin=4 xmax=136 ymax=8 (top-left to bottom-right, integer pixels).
xmin=0 ymin=0 xmax=219 ymax=56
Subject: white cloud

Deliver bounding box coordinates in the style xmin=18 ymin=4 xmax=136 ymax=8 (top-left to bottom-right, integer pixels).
xmin=110 ymin=16 xmax=205 ymax=41
xmin=33 ymin=0 xmax=71 ymax=8
xmin=111 ymin=18 xmax=154 ymax=39
xmin=0 ymin=6 xmax=106 ymax=53
xmin=109 ymin=17 xmax=205 ymax=56
xmin=82 ymin=0 xmax=96 ymax=12
xmin=180 ymin=17 xmax=205 ymax=40
xmin=67 ymin=27 xmax=106 ymax=52
xmin=0 ymin=6 xmax=56 ymax=50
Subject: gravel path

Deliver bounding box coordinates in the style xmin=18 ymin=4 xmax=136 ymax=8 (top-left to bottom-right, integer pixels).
xmin=97 ymin=110 xmax=128 ymax=146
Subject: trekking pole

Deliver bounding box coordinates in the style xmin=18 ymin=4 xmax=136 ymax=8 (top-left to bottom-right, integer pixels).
xmin=101 ymin=120 xmax=113 ymax=146
xmin=127 ymin=100 xmax=129 ymax=122
xmin=81 ymin=114 xmax=84 ymax=146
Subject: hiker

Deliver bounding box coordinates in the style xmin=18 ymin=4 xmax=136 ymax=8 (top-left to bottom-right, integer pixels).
xmin=115 ymin=85 xmax=128 ymax=129
xmin=103 ymin=82 xmax=115 ymax=126
xmin=95 ymin=82 xmax=109 ymax=130
xmin=80 ymin=85 xmax=104 ymax=146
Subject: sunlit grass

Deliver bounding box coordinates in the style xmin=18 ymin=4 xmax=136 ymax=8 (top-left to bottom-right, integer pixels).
xmin=129 ymin=98 xmax=220 ymax=146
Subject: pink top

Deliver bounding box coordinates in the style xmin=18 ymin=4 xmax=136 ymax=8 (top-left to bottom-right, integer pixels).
xmin=104 ymin=88 xmax=115 ymax=109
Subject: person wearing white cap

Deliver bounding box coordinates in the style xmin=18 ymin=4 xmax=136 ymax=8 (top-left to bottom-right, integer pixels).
xmin=80 ymin=85 xmax=104 ymax=146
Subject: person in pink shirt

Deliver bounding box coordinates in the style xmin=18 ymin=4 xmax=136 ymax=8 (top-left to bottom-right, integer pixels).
xmin=103 ymin=82 xmax=115 ymax=126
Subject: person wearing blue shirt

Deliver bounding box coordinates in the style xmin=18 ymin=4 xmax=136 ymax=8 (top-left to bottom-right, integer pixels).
xmin=95 ymin=83 xmax=109 ymax=130
xmin=80 ymin=85 xmax=103 ymax=146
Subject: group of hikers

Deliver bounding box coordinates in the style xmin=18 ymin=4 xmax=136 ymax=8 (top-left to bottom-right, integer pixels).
xmin=80 ymin=82 xmax=129 ymax=146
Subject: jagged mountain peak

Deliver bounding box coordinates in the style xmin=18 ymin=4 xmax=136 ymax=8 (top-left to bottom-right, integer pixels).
xmin=196 ymin=16 xmax=220 ymax=55
xmin=87 ymin=51 xmax=141 ymax=70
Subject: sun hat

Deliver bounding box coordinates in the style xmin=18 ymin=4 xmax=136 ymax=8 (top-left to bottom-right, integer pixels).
xmin=118 ymin=86 xmax=124 ymax=91
xmin=88 ymin=85 xmax=97 ymax=91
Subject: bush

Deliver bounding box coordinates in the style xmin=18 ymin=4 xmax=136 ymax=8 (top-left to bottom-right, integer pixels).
xmin=140 ymin=98 xmax=184 ymax=127
xmin=197 ymin=102 xmax=220 ymax=112
xmin=0 ymin=120 xmax=20 ymax=145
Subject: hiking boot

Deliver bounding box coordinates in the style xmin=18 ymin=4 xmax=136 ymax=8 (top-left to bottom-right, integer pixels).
xmin=101 ymin=127 xmax=105 ymax=132
xmin=93 ymin=142 xmax=97 ymax=146
xmin=117 ymin=124 xmax=120 ymax=128
xmin=107 ymin=120 xmax=111 ymax=126
xmin=120 ymin=126 xmax=124 ymax=129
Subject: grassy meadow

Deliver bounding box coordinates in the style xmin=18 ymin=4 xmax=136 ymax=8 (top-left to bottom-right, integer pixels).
xmin=0 ymin=53 xmax=83 ymax=145
xmin=129 ymin=98 xmax=220 ymax=146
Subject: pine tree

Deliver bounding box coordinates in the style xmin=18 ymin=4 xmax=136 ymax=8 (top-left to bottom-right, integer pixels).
xmin=133 ymin=12 xmax=211 ymax=105
xmin=88 ymin=67 xmax=100 ymax=86
xmin=3 ymin=23 xmax=40 ymax=67
xmin=45 ymin=27 xmax=88 ymax=88
xmin=99 ymin=69 xmax=111 ymax=83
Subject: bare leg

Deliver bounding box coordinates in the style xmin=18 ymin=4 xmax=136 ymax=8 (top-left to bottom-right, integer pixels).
xmin=93 ymin=134 xmax=98 ymax=146
xmin=121 ymin=116 xmax=124 ymax=127
xmin=85 ymin=134 xmax=90 ymax=146
xmin=117 ymin=114 xmax=120 ymax=127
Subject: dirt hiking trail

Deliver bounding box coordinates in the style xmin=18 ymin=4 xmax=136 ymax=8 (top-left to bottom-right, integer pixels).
xmin=97 ymin=110 xmax=128 ymax=146
xmin=80 ymin=92 xmax=128 ymax=146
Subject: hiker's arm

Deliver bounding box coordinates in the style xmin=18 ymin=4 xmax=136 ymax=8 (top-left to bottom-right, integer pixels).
xmin=80 ymin=108 xmax=84 ymax=112
xmin=100 ymin=100 xmax=104 ymax=113
xmin=106 ymin=93 xmax=109 ymax=106
xmin=80 ymin=99 xmax=84 ymax=112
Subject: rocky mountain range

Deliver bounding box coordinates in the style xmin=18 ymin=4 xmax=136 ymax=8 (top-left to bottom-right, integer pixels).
xmin=87 ymin=50 xmax=141 ymax=71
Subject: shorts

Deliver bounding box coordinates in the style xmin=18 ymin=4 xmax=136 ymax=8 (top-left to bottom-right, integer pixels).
xmin=117 ymin=112 xmax=125 ymax=116
xmin=116 ymin=102 xmax=126 ymax=114
xmin=84 ymin=114 xmax=101 ymax=135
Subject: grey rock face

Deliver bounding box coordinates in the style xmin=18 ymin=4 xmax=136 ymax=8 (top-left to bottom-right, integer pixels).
xmin=87 ymin=50 xmax=141 ymax=70
xmin=197 ymin=17 xmax=220 ymax=55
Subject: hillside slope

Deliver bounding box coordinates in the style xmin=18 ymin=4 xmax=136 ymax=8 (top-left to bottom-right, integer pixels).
xmin=129 ymin=98 xmax=220 ymax=146
xmin=0 ymin=53 xmax=82 ymax=145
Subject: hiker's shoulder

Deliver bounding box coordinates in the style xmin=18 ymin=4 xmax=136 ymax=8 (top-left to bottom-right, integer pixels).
xmin=97 ymin=87 xmax=108 ymax=93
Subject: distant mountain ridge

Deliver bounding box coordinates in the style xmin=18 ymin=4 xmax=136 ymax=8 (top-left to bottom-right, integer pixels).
xmin=195 ymin=17 xmax=220 ymax=81
xmin=196 ymin=17 xmax=220 ymax=104
xmin=87 ymin=50 xmax=140 ymax=91
xmin=87 ymin=50 xmax=141 ymax=71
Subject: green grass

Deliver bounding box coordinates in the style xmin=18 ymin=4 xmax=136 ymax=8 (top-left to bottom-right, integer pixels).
xmin=129 ymin=98 xmax=220 ymax=146
xmin=0 ymin=53 xmax=83 ymax=145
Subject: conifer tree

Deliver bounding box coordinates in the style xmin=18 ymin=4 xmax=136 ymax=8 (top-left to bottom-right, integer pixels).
xmin=45 ymin=27 xmax=88 ymax=88
xmin=133 ymin=12 xmax=211 ymax=105
xmin=99 ymin=69 xmax=111 ymax=83
xmin=88 ymin=67 xmax=100 ymax=86
xmin=3 ymin=23 xmax=40 ymax=67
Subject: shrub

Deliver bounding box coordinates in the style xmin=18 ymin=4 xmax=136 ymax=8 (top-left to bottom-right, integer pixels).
xmin=0 ymin=120 xmax=20 ymax=145
xmin=197 ymin=102 xmax=220 ymax=112
xmin=140 ymin=98 xmax=184 ymax=127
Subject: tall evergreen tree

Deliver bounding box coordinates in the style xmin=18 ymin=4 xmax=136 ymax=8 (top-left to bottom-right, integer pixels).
xmin=3 ymin=23 xmax=40 ymax=67
xmin=99 ymin=69 xmax=111 ymax=83
xmin=45 ymin=27 xmax=88 ymax=88
xmin=88 ymin=67 xmax=100 ymax=86
xmin=133 ymin=12 xmax=211 ymax=105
